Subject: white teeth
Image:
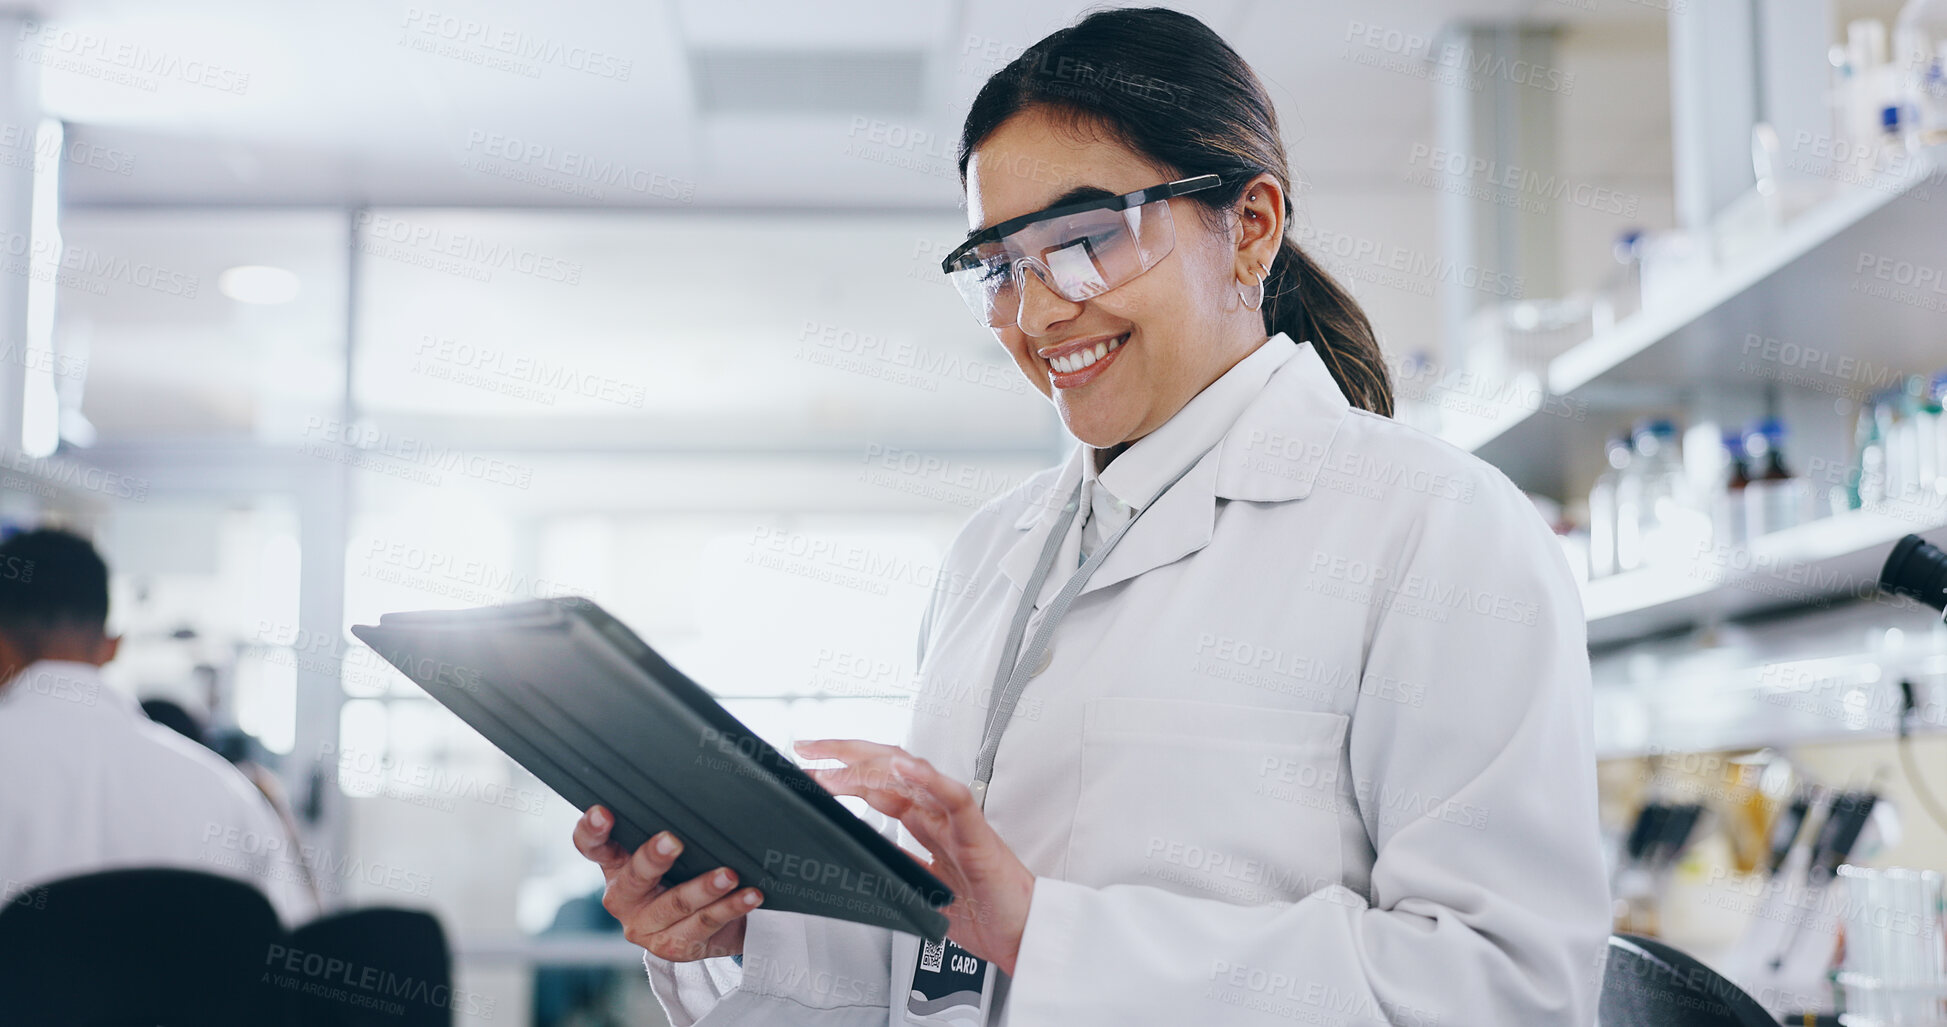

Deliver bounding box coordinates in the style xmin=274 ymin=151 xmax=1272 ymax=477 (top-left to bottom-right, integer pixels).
xmin=1048 ymin=335 xmax=1126 ymax=375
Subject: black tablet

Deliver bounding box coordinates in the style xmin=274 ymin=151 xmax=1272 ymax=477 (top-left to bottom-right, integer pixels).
xmin=350 ymin=596 xmax=953 ymax=940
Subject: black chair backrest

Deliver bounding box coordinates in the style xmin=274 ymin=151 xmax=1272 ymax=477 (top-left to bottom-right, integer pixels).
xmin=0 ymin=867 xmax=292 ymax=1026
xmin=1600 ymin=933 xmax=1777 ymax=1027
xmin=286 ymin=907 xmax=454 ymax=1026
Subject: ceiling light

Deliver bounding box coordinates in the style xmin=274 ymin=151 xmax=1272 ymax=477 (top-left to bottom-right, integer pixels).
xmin=219 ymin=265 xmax=300 ymax=305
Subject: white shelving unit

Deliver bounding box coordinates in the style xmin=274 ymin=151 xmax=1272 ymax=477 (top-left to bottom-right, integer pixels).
xmin=1583 ymin=506 xmax=1947 ymax=647
xmin=1411 ymin=143 xmax=1947 ymax=638
xmin=1589 ymin=597 xmax=1947 ymax=760
xmin=1410 ymin=145 xmax=1947 ymax=757
xmin=1426 ymin=144 xmax=1947 ymax=497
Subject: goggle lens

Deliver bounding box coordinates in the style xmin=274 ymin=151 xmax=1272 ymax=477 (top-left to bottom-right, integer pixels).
xmin=945 ymin=199 xmax=1178 ymax=329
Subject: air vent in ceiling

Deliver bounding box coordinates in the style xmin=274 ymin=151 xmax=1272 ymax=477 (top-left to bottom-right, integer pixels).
xmin=689 ymin=50 xmax=926 ymax=118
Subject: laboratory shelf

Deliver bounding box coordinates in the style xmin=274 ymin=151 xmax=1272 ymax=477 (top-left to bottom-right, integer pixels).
xmin=1590 ymin=597 xmax=1947 ymax=761
xmin=1583 ymin=505 xmax=1947 ymax=647
xmin=1593 ymin=660 xmax=1947 ymax=761
xmin=1441 ymin=143 xmax=1947 ymax=493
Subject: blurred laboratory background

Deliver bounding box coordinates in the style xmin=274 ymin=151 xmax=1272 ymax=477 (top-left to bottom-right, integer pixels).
xmin=2 ymin=0 xmax=1946 ymax=1023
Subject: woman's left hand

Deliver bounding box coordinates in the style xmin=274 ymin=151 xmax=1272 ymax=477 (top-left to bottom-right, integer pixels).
xmin=793 ymin=738 xmax=1034 ymax=976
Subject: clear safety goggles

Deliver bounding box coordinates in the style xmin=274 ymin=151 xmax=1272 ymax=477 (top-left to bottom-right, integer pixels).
xmin=941 ymin=174 xmax=1222 ymax=328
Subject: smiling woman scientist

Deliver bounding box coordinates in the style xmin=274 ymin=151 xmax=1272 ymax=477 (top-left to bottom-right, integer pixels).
xmin=572 ymin=7 xmax=1610 ymax=1026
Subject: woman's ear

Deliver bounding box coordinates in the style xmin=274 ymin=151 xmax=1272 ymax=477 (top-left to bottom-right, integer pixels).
xmin=1233 ymin=173 xmax=1284 ymax=282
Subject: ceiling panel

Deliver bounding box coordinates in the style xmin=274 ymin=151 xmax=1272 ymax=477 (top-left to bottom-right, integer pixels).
xmin=39 ymin=0 xmax=1665 ymax=209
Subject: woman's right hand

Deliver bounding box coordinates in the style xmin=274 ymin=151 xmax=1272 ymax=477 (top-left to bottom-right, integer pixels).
xmin=572 ymin=805 xmax=765 ymax=962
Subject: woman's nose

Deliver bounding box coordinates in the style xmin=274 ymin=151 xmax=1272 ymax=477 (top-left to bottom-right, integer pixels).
xmin=1013 ymin=265 xmax=1083 ymax=336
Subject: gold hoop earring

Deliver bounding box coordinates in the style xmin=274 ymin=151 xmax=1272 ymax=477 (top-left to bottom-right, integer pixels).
xmin=1238 ymin=260 xmax=1268 ymax=312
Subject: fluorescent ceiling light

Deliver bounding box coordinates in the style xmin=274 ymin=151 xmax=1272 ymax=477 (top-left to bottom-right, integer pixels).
xmin=219 ymin=265 xmax=301 ymax=304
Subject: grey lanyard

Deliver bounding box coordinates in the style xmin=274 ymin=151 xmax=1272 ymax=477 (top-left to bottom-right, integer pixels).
xmin=968 ymin=442 xmax=1218 ymax=809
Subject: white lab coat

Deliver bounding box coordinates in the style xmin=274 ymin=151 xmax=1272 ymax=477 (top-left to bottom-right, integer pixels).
xmin=0 ymin=659 xmax=318 ymax=926
xmin=645 ymin=335 xmax=1610 ymax=1025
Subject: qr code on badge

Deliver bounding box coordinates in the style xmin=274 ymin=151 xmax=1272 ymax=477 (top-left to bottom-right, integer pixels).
xmin=920 ymin=938 xmax=944 ymax=973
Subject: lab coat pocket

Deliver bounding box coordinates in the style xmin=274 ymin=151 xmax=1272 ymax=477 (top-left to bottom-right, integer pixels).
xmin=1065 ymin=697 xmax=1348 ymax=904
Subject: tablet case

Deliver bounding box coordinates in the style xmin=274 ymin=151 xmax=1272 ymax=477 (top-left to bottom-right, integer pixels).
xmin=350 ymin=597 xmax=953 ymax=940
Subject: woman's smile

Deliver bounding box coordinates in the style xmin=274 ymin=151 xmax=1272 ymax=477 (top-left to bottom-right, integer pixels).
xmin=1041 ymin=331 xmax=1129 ymax=389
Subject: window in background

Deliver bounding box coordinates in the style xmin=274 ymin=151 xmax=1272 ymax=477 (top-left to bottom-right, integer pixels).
xmin=56 ymin=209 xmax=349 ymax=444
xmin=348 ymin=208 xmax=1053 ymax=452
xmin=100 ymin=496 xmax=303 ymax=754
xmin=337 ymin=208 xmax=1062 ymax=963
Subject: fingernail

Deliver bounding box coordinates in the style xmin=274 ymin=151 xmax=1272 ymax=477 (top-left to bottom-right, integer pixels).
xmin=713 ymin=870 xmax=733 ymax=888
xmin=891 ymin=757 xmax=918 ymax=779
xmin=590 ymin=807 xmax=608 ymax=829
xmin=743 ymin=891 xmax=762 ymax=906
xmin=655 ymin=832 xmax=679 ymax=856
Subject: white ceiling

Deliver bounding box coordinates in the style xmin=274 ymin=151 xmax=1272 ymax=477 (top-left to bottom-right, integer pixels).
xmin=32 ymin=0 xmax=1669 ymax=210
xmin=38 ymin=0 xmax=1698 ymax=477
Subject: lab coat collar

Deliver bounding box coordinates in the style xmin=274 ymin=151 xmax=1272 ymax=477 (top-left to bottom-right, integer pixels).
xmin=1211 ymin=336 xmax=1353 ymax=502
xmin=1000 ymin=449 xmax=1086 ymax=610
xmin=0 ymin=660 xmax=129 ymax=717
xmin=1082 ymin=330 xmax=1295 ymax=514
xmin=1001 ymin=336 xmax=1351 ymax=607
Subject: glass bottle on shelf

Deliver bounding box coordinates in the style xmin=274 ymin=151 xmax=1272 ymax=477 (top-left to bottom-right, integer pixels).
xmin=1848 ymin=20 xmax=1895 ymax=153
xmin=1717 ymin=430 xmax=1753 ymax=547
xmin=1589 ymin=434 xmax=1633 ymax=578
xmin=1895 ymin=0 xmax=1947 ymax=147
xmin=1745 ymin=419 xmax=1808 ymax=536
xmin=1869 ymin=387 xmax=1900 ymax=502
xmin=1615 ymin=428 xmax=1647 ymax=574
xmin=1916 ymin=370 xmax=1947 ymax=501
xmin=1857 ymin=392 xmax=1894 ymax=508
xmin=1632 ymin=419 xmax=1705 ymax=567
xmin=1885 ymin=374 xmax=1928 ymax=501
xmin=1914 ymin=372 xmax=1943 ymax=500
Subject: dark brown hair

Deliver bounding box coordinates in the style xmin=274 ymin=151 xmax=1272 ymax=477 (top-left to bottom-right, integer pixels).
xmin=955 ymin=6 xmax=1392 ymax=416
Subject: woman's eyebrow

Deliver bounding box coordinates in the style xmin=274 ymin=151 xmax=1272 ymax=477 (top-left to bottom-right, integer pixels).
xmin=975 ymin=185 xmax=1118 ymax=232
xmin=1043 ymin=185 xmax=1116 ymax=208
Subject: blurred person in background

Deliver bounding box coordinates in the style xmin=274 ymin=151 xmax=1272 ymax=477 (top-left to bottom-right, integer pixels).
xmin=532 ymin=887 xmax=631 ymax=1027
xmin=139 ymin=696 xmax=206 ymax=745
xmin=0 ymin=527 xmax=317 ymax=925
xmin=141 ymin=687 xmax=324 ymax=911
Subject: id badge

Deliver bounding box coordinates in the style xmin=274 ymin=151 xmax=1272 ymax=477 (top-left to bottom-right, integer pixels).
xmin=903 ymin=935 xmax=995 ymax=1027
